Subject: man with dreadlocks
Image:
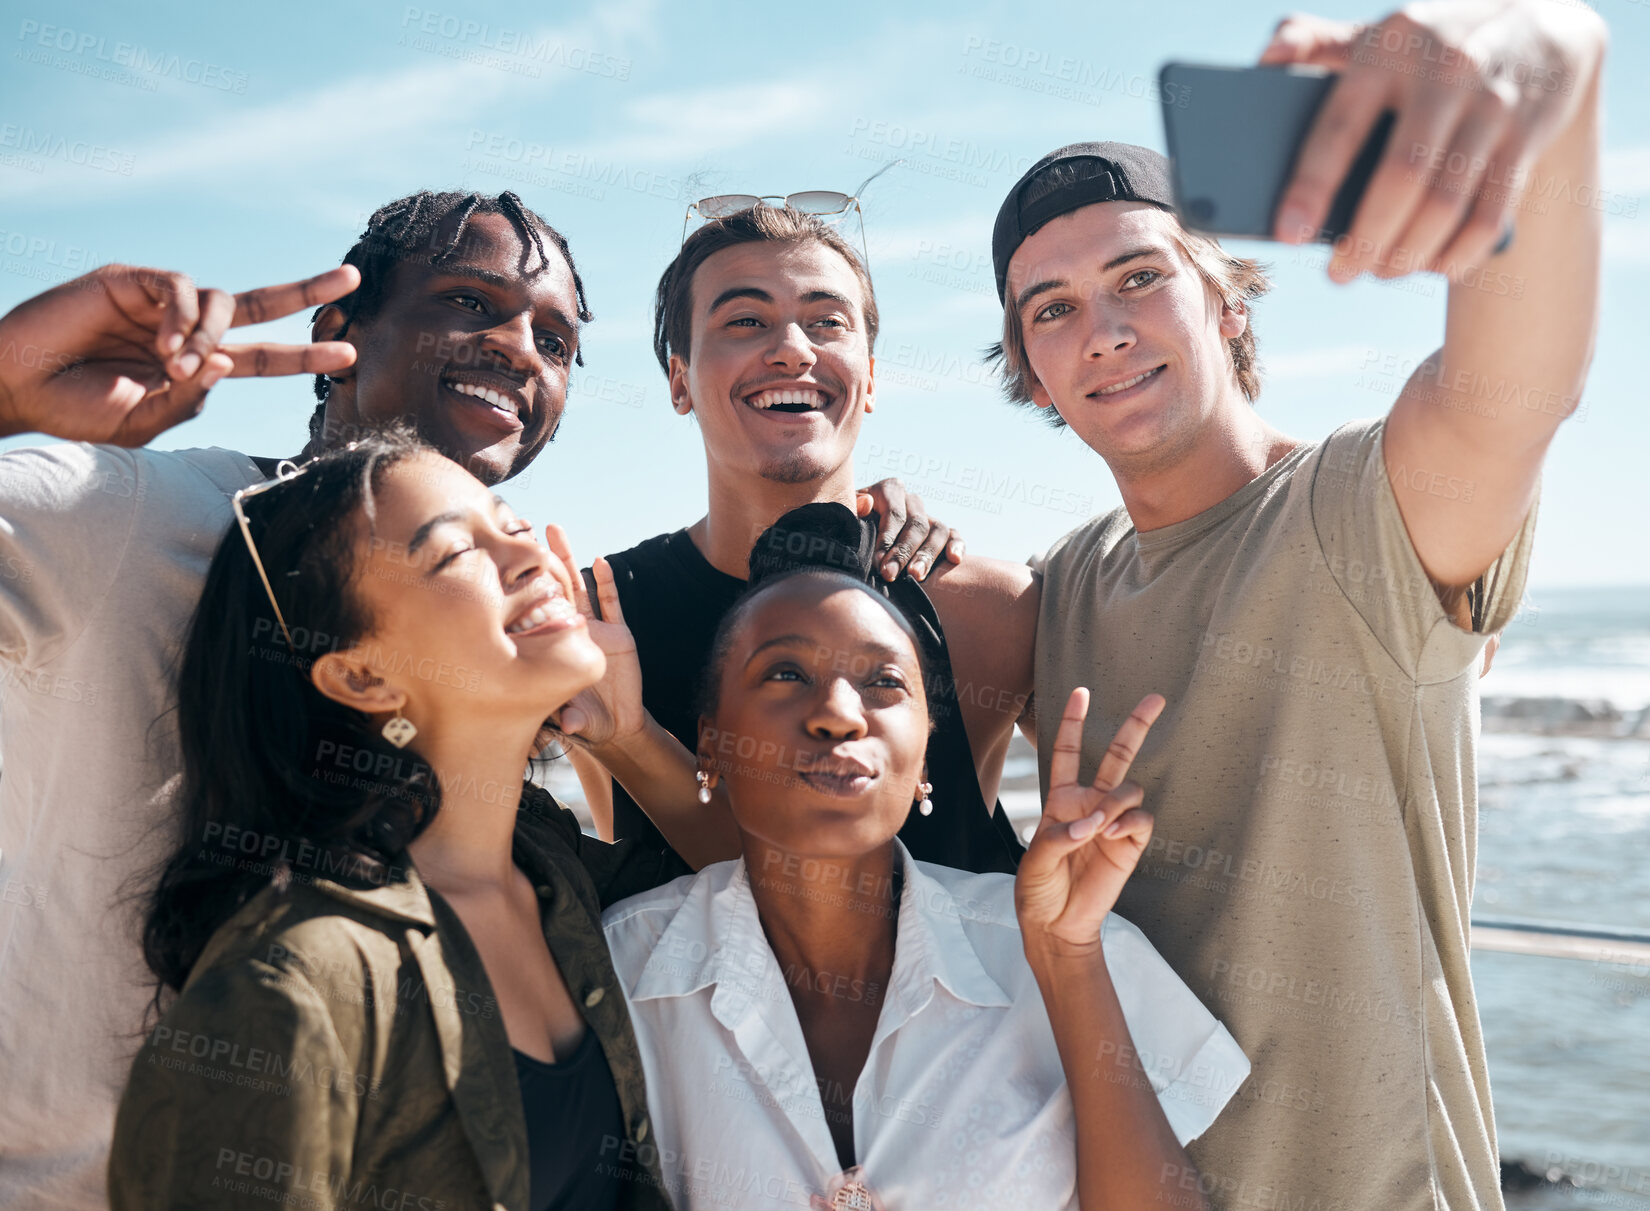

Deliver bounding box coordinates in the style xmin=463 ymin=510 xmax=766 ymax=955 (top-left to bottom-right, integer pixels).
xmin=0 ymin=189 xmax=586 ymax=1209
xmin=300 ymin=189 xmax=589 ymax=484
xmin=0 ymin=188 xmax=952 ymax=1208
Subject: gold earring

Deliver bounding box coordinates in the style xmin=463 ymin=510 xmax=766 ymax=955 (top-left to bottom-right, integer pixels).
xmin=915 ymin=781 xmax=933 ymax=817
xmin=382 ymin=713 xmax=417 ymax=749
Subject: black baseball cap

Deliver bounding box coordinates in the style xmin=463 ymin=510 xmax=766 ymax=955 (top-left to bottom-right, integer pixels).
xmin=992 ymin=141 xmax=1175 ymax=303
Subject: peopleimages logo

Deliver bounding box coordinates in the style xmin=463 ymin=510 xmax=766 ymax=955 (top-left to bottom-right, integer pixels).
xmin=847 ymin=117 xmax=1033 ymax=179
xmin=15 ymin=20 xmax=250 ymax=92
xmin=0 ymin=124 xmax=134 ymax=175
xmin=959 ymin=35 xmax=1193 ymax=108
xmin=398 ymin=9 xmax=630 ymax=79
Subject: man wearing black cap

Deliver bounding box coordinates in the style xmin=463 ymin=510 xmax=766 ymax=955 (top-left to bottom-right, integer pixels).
xmin=990 ymin=3 xmax=1606 ymax=1207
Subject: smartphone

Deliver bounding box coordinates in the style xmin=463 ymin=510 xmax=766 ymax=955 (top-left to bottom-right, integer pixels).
xmin=1158 ymin=62 xmax=1393 ymax=244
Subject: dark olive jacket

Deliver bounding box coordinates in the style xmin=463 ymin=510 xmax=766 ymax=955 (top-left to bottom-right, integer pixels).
xmin=108 ymin=789 xmax=686 ymax=1211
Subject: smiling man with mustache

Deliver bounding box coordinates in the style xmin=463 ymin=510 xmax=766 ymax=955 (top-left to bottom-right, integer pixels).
xmin=571 ymin=205 xmax=1038 ymax=877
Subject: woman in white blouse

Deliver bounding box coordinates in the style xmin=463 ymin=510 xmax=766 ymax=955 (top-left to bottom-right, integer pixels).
xmin=603 ymin=568 xmax=1249 ymax=1209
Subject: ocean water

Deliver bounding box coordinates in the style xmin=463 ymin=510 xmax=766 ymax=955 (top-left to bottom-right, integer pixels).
xmin=1487 ymin=585 xmax=1650 ymax=713
xmin=1478 ymin=586 xmax=1650 ymax=1208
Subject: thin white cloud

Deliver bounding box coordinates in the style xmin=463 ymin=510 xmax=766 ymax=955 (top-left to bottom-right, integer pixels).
xmin=561 ymin=82 xmax=827 ymax=168
xmin=1604 ymin=216 xmax=1650 ymax=267
xmin=1595 ymin=146 xmax=1650 ymax=267
xmin=0 ymin=2 xmax=656 ymax=204
xmin=1602 ymin=144 xmax=1650 ymax=197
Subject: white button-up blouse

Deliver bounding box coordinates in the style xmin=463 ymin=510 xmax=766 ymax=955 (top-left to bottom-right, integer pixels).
xmin=602 ymin=842 xmax=1250 ymax=1210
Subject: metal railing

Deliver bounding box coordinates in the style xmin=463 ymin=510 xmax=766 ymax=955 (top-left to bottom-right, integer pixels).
xmin=1470 ymin=916 xmax=1650 ymax=964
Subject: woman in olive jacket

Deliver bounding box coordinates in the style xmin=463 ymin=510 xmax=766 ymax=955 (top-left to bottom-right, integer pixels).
xmin=110 ymin=434 xmax=701 ymax=1211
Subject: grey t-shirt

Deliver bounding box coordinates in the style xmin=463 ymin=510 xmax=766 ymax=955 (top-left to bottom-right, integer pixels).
xmin=1033 ymin=419 xmax=1535 ymax=1211
xmin=0 ymin=442 xmax=261 ymax=1208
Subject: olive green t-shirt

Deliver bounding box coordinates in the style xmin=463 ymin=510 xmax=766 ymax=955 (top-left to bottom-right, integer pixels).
xmin=1033 ymin=419 xmax=1535 ymax=1211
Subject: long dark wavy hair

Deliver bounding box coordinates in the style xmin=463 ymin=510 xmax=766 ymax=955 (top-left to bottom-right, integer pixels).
xmin=143 ymin=430 xmax=442 ymax=999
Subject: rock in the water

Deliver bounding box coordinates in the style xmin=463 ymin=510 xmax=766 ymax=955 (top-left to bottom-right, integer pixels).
xmin=1500 ymin=1157 xmax=1576 ymax=1191
xmin=1482 ymin=696 xmax=1626 ymax=736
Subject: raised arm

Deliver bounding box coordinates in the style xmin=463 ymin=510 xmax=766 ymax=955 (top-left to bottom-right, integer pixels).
xmin=1015 ymin=688 xmax=1202 ymax=1210
xmin=1268 ymin=0 xmax=1608 ymax=592
xmin=0 ymin=263 xmax=359 ymax=446
xmin=567 ymin=745 xmax=619 ymax=841
xmin=922 ymin=555 xmax=1040 ymax=806
xmin=544 ymin=526 xmax=741 ymax=870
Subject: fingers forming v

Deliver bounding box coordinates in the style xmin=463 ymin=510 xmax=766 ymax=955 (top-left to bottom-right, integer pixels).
xmin=1089 ymin=694 xmax=1165 ymax=793
xmin=230 ymin=265 xmax=361 ymax=330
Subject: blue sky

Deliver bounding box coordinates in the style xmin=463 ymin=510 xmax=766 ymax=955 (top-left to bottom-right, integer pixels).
xmin=2 ymin=0 xmax=1646 ymax=588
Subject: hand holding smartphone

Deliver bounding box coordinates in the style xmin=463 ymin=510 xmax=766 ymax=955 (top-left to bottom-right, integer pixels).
xmin=1159 ymin=61 xmax=1509 ymax=255
xmin=1159 ymin=62 xmax=1394 ymax=245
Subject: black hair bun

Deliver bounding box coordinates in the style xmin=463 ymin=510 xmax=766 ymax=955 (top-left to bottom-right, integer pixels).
xmin=747 ymin=502 xmax=876 ymax=586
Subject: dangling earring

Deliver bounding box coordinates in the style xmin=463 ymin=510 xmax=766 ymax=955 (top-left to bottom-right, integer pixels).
xmin=381 ymin=712 xmax=418 ymax=748
xmin=696 ymin=769 xmax=713 ymax=805
xmin=915 ymin=781 xmax=934 ymax=817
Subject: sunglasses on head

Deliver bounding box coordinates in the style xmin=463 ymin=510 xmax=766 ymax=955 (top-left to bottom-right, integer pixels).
xmin=232 ymin=459 xmax=313 ymax=654
xmin=232 ymin=444 xmax=367 ymax=655
xmin=680 ymin=159 xmax=904 ymax=272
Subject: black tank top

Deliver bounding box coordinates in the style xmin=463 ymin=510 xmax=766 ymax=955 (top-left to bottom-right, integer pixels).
xmin=513 ymin=1029 xmax=625 ymax=1211
xmin=593 ymin=514 xmax=1024 ymax=875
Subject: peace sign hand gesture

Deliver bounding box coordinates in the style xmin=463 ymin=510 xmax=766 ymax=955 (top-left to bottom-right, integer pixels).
xmin=0 ymin=262 xmax=359 ymax=447
xmin=1015 ymin=688 xmax=1165 ymax=962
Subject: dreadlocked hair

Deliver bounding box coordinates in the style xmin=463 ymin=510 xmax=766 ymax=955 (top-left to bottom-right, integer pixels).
xmin=309 ymin=190 xmax=592 ymax=442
